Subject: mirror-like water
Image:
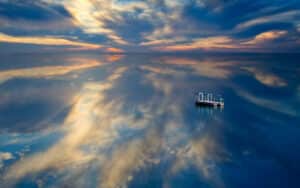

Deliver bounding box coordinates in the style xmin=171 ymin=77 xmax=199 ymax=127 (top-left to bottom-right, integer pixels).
xmin=0 ymin=53 xmax=299 ymax=188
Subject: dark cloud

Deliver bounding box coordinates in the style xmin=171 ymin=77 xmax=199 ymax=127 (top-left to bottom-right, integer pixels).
xmin=106 ymin=13 xmax=154 ymax=44
xmin=0 ymin=1 xmax=71 ymax=21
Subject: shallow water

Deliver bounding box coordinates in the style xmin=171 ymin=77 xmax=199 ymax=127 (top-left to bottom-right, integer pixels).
xmin=0 ymin=53 xmax=299 ymax=188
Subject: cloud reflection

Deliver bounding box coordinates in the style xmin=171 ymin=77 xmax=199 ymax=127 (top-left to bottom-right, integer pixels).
xmin=0 ymin=57 xmax=103 ymax=84
xmin=160 ymin=57 xmax=234 ymax=79
xmin=243 ymin=67 xmax=287 ymax=87
xmin=1 ymin=59 xmax=226 ymax=188
xmin=2 ymin=67 xmax=128 ymax=183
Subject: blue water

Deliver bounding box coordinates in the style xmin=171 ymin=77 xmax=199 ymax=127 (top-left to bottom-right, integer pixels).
xmin=0 ymin=53 xmax=299 ymax=188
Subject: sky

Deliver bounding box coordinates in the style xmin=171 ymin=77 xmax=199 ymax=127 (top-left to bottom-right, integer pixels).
xmin=0 ymin=0 xmax=300 ymax=53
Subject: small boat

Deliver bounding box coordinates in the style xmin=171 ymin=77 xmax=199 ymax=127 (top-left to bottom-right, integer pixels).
xmin=195 ymin=92 xmax=224 ymax=107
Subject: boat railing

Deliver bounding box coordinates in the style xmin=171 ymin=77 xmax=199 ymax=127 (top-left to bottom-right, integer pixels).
xmin=195 ymin=92 xmax=224 ymax=106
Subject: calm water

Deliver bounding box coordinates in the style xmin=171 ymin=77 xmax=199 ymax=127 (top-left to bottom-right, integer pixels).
xmin=0 ymin=53 xmax=299 ymax=188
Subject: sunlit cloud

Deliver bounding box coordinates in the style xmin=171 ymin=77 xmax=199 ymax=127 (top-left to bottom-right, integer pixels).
xmin=151 ymin=29 xmax=294 ymax=52
xmin=243 ymin=30 xmax=287 ymax=45
xmin=0 ymin=0 xmax=300 ymax=53
xmin=0 ymin=0 xmax=299 ymax=52
xmin=44 ymin=0 xmax=148 ymax=45
xmin=154 ymin=36 xmax=238 ymax=51
xmin=0 ymin=33 xmax=102 ymax=49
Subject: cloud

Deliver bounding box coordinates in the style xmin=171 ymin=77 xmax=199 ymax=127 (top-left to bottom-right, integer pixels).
xmin=0 ymin=0 xmax=299 ymax=52
xmin=0 ymin=1 xmax=75 ymax=31
xmin=243 ymin=30 xmax=287 ymax=45
xmin=151 ymin=30 xmax=294 ymax=52
xmin=236 ymin=10 xmax=300 ymax=30
xmin=140 ymin=38 xmax=184 ymax=46
xmin=154 ymin=36 xmax=239 ymax=51
xmin=0 ymin=32 xmax=102 ymax=49
xmin=0 ymin=16 xmax=74 ymax=32
xmin=44 ymin=0 xmax=149 ymax=45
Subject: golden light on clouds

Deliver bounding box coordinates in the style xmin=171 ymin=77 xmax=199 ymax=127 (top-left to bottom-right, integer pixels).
xmin=244 ymin=30 xmax=287 ymax=45
xmin=55 ymin=0 xmax=146 ymax=45
xmin=154 ymin=36 xmax=238 ymax=51
xmin=0 ymin=32 xmax=102 ymax=49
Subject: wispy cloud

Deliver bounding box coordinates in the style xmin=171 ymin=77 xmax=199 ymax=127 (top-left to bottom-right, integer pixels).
xmin=243 ymin=30 xmax=287 ymax=45
xmin=236 ymin=10 xmax=300 ymax=30
xmin=153 ymin=36 xmax=239 ymax=51
xmin=0 ymin=32 xmax=102 ymax=49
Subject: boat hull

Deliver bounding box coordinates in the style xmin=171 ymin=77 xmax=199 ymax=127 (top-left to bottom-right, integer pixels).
xmin=195 ymin=101 xmax=223 ymax=107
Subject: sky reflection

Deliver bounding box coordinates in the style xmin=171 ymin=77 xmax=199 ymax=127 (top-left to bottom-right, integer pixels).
xmin=0 ymin=53 xmax=299 ymax=188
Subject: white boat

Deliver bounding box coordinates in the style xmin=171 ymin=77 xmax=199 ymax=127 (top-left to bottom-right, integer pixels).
xmin=195 ymin=92 xmax=224 ymax=107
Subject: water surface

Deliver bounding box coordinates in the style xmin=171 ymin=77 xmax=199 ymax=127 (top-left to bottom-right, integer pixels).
xmin=0 ymin=53 xmax=299 ymax=188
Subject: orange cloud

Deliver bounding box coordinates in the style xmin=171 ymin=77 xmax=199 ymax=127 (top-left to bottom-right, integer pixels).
xmin=244 ymin=30 xmax=287 ymax=45
xmin=0 ymin=33 xmax=102 ymax=49
xmin=154 ymin=36 xmax=238 ymax=51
